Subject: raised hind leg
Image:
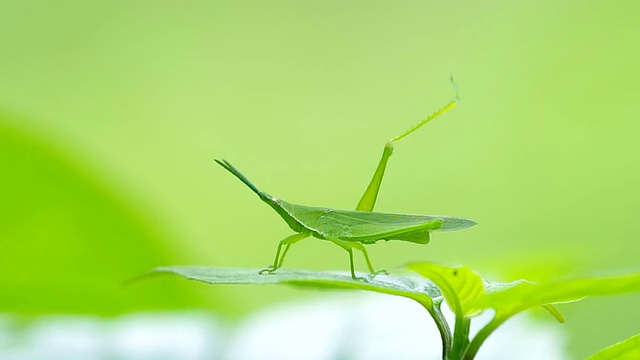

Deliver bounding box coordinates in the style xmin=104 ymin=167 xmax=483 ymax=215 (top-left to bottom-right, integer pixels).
xmin=356 ymin=76 xmax=459 ymax=212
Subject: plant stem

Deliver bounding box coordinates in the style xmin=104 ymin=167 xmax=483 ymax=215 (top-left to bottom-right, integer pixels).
xmin=463 ymin=314 xmax=507 ymax=360
xmin=415 ymin=296 xmax=452 ymax=359
xmin=449 ymin=312 xmax=471 ymax=359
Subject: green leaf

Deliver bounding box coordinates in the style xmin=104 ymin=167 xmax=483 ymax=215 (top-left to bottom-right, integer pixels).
xmin=152 ymin=266 xmax=442 ymax=301
xmin=587 ymin=333 xmax=640 ymax=360
xmin=151 ymin=265 xmax=454 ymax=359
xmin=463 ymin=272 xmax=640 ymax=360
xmin=468 ymin=272 xmax=640 ymax=318
xmin=407 ymin=263 xmax=484 ymax=316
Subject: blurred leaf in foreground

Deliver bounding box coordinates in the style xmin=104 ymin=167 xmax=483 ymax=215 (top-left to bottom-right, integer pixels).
xmin=0 ymin=117 xmax=210 ymax=315
xmin=586 ymin=333 xmax=640 ymax=360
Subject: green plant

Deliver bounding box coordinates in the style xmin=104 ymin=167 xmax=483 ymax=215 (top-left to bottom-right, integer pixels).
xmin=150 ymin=264 xmax=640 ymax=359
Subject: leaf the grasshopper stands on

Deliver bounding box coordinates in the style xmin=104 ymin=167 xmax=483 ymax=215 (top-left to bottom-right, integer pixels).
xmin=150 ymin=266 xmax=454 ymax=358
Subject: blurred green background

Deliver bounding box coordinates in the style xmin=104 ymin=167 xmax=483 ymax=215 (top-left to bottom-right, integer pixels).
xmin=1 ymin=1 xmax=639 ymax=357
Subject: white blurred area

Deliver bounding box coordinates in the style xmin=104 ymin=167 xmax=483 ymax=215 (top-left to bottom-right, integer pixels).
xmin=0 ymin=312 xmax=225 ymax=360
xmin=0 ymin=294 xmax=569 ymax=360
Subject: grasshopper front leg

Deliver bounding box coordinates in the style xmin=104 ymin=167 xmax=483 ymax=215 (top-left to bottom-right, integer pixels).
xmin=259 ymin=232 xmax=309 ymax=275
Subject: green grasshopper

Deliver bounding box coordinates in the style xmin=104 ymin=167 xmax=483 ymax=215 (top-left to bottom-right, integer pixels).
xmin=216 ymin=81 xmax=475 ymax=280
